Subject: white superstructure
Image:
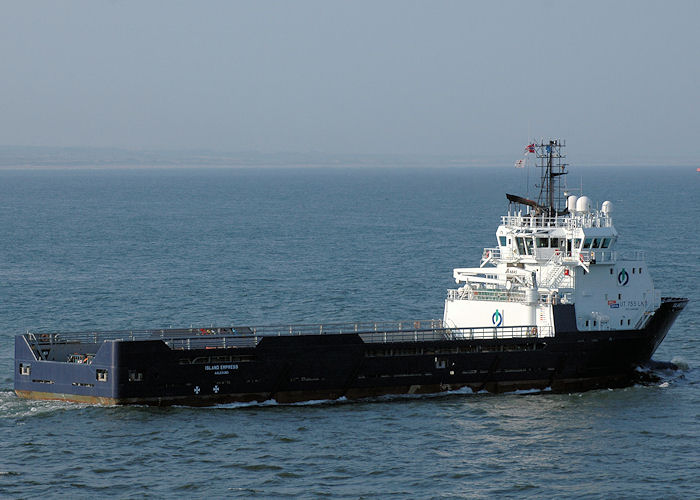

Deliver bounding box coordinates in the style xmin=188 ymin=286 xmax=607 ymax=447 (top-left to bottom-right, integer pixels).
xmin=443 ymin=140 xmax=659 ymax=338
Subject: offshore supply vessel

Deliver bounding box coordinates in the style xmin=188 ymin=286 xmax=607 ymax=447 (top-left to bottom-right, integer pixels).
xmin=14 ymin=140 xmax=688 ymax=405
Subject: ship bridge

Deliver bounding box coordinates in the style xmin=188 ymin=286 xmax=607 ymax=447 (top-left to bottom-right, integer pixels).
xmin=486 ymin=200 xmax=619 ymax=267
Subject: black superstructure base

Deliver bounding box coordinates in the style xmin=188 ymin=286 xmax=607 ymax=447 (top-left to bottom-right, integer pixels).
xmin=14 ymin=298 xmax=688 ymax=406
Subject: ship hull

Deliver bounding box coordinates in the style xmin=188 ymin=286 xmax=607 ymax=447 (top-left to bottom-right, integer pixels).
xmin=14 ymin=298 xmax=688 ymax=406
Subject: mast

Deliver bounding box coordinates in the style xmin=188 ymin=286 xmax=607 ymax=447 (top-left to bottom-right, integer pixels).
xmin=534 ymin=139 xmax=567 ymax=216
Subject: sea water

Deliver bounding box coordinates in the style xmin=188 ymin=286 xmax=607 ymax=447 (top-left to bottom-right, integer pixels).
xmin=0 ymin=165 xmax=698 ymax=498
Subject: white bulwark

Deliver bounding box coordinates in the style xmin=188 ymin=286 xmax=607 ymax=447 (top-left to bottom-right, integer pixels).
xmin=443 ymin=139 xmax=659 ymax=338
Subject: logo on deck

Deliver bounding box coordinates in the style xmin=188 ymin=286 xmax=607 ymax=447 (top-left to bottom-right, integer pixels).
xmin=608 ymin=300 xmax=620 ymax=309
xmin=492 ymin=309 xmax=503 ymax=327
xmin=618 ymin=268 xmax=629 ymax=286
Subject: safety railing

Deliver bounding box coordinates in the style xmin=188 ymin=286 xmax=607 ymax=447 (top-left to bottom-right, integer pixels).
xmin=24 ymin=320 xmax=444 ymax=346
xmin=446 ymin=288 xmax=527 ymax=303
xmin=22 ymin=320 xmax=553 ymax=352
xmin=501 ymin=212 xmax=613 ymax=229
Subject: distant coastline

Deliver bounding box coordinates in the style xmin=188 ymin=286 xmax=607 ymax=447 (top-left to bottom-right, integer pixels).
xmin=0 ymin=145 xmax=695 ymax=170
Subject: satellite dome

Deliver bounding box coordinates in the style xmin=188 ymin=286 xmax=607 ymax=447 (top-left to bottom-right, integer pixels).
xmin=576 ymin=196 xmax=591 ymax=213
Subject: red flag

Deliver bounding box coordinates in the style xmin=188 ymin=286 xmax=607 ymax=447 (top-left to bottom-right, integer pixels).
xmin=525 ymin=143 xmax=535 ymax=153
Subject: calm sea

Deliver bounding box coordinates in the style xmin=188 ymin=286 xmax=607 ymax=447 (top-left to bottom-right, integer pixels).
xmin=1 ymin=165 xmax=698 ymax=498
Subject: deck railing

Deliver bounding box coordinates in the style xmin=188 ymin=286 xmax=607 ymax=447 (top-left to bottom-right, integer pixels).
xmin=446 ymin=288 xmax=527 ymax=303
xmin=500 ymin=213 xmax=613 ymax=229
xmin=23 ymin=320 xmax=552 ymax=352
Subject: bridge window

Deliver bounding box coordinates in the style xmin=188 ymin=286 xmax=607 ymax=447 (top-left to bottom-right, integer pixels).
xmin=583 ymin=238 xmax=592 ymax=249
xmin=574 ymin=238 xmax=582 ymax=249
xmin=516 ymin=237 xmax=526 ymax=255
xmin=592 ymin=238 xmax=600 ymax=249
xmin=525 ymin=238 xmax=534 ymax=255
xmin=537 ymin=238 xmax=549 ymax=248
xmin=499 ymin=236 xmax=507 ymax=246
xmin=601 ymin=238 xmax=611 ymax=248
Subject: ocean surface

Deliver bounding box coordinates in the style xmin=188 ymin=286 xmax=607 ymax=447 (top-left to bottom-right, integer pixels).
xmin=0 ymin=165 xmax=698 ymax=498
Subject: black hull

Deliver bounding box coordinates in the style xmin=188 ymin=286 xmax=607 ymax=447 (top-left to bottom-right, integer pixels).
xmin=14 ymin=298 xmax=688 ymax=406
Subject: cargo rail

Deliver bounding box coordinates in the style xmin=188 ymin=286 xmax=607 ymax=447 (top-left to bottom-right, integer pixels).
xmin=23 ymin=320 xmax=553 ymax=354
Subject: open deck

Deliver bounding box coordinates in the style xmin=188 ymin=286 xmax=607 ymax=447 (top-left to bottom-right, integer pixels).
xmin=23 ymin=320 xmax=553 ymax=363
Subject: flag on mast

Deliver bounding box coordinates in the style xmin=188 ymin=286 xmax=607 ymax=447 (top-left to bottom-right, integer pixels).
xmin=514 ymin=158 xmax=526 ymax=168
xmin=525 ymin=143 xmax=535 ymax=154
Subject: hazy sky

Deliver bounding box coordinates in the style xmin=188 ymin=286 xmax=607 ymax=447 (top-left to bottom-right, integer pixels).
xmin=1 ymin=1 xmax=698 ymax=162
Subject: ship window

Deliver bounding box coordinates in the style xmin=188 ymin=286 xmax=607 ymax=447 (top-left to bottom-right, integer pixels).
xmin=601 ymin=238 xmax=611 ymax=248
xmin=583 ymin=238 xmax=592 ymax=249
xmin=574 ymin=238 xmax=582 ymax=249
xmin=537 ymin=238 xmax=549 ymax=248
xmin=592 ymin=238 xmax=600 ymax=249
xmin=627 ymin=319 xmax=631 ymax=326
xmin=621 ymin=320 xmax=624 ymax=326
xmin=593 ymin=321 xmax=597 ymax=326
xmin=128 ymin=370 xmax=143 ymax=382
xmin=499 ymin=236 xmax=507 ymax=246
xmin=516 ymin=237 xmax=526 ymax=255
xmin=618 ymin=294 xmax=621 ymax=300
xmin=96 ymin=369 xmax=108 ymax=382
xmin=610 ymin=268 xmax=613 ymax=275
xmin=585 ymin=320 xmax=589 ymax=327
xmin=550 ymin=238 xmax=559 ymax=247
xmin=632 ymin=268 xmax=635 ymax=274
xmin=525 ymin=238 xmax=534 ymax=255
xmin=639 ymin=268 xmax=642 ymax=274
xmin=19 ymin=363 xmax=31 ymax=376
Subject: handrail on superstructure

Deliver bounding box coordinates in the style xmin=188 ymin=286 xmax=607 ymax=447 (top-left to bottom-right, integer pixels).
xmin=500 ymin=212 xmax=613 ymax=229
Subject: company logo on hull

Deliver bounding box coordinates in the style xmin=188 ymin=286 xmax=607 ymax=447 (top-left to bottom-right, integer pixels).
xmin=492 ymin=309 xmax=503 ymax=327
xmin=618 ymin=268 xmax=629 ymax=286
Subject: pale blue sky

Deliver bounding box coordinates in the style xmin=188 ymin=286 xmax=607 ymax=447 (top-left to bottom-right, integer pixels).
xmin=1 ymin=0 xmax=698 ymax=163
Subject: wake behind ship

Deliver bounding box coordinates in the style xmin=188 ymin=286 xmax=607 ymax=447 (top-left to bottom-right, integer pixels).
xmin=14 ymin=140 xmax=688 ymax=405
